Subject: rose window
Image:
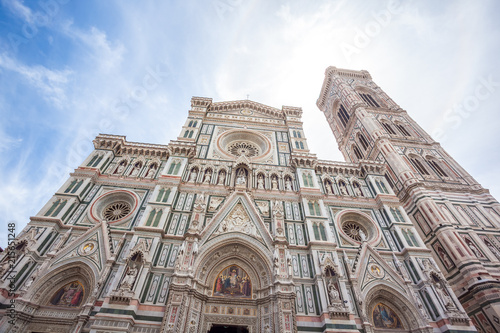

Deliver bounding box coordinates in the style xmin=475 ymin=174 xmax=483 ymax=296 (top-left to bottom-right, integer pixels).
xmin=103 ymin=201 xmax=131 ymax=221
xmin=342 ymin=221 xmax=368 ymax=242
xmin=227 ymin=141 xmax=260 ymax=157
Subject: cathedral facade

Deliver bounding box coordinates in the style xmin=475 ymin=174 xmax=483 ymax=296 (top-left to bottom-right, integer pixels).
xmin=0 ymin=66 xmax=498 ymax=333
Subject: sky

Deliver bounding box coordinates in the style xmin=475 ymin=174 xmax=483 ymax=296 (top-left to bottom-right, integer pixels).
xmin=0 ymin=0 xmax=499 ymax=247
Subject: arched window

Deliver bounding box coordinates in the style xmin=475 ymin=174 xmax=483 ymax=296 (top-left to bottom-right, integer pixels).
xmin=297 ymin=131 xmax=302 ymax=138
xmin=87 ymin=155 xmax=98 ymax=167
xmin=293 ymin=130 xmax=297 ymax=137
xmin=395 ymin=124 xmax=411 ymax=137
xmin=319 ymin=223 xmax=327 ymax=240
xmin=313 ymin=223 xmax=320 ymax=240
xmin=188 ymin=120 xmax=193 ymax=127
xmin=307 ymin=173 xmax=314 ymax=187
xmin=188 ymin=131 xmax=194 ymax=138
xmin=353 ymin=145 xmax=363 ymax=160
xmin=295 ymin=141 xmax=300 ymax=149
xmin=308 ymin=201 xmax=315 ymax=215
xmin=359 ymin=93 xmax=380 ymax=107
xmin=358 ymin=133 xmax=369 ymax=150
xmin=93 ymin=155 xmax=103 ymax=167
xmin=427 ymin=158 xmax=448 ymax=177
xmin=65 ymin=180 xmax=77 ymax=193
xmin=381 ymin=121 xmax=397 ymax=135
xmin=314 ymin=202 xmax=321 ymax=216
xmin=193 ymin=121 xmax=197 ymax=127
xmin=299 ymin=141 xmax=304 ymax=149
xmin=409 ymin=157 xmax=430 ymax=176
xmin=375 ymin=179 xmax=389 ymax=194
xmin=183 ymin=130 xmax=189 ymax=138
xmin=337 ymin=104 xmax=350 ymax=128
xmin=303 ymin=173 xmax=309 ymax=187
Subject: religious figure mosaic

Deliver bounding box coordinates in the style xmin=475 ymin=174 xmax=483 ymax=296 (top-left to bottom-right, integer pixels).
xmin=49 ymin=281 xmax=84 ymax=307
xmin=372 ymin=302 xmax=404 ymax=329
xmin=213 ymin=265 xmax=252 ymax=298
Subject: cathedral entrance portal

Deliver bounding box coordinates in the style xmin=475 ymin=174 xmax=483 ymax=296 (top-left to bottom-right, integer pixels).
xmin=208 ymin=324 xmax=249 ymax=333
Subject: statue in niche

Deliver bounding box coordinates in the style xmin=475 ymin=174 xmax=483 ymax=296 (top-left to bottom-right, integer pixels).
xmin=21 ymin=275 xmax=35 ymax=291
xmin=189 ymin=168 xmax=198 ymax=182
xmin=203 ymin=170 xmax=212 ymax=183
xmin=484 ymin=238 xmax=500 ymax=260
xmin=218 ymin=171 xmax=226 ymax=185
xmin=257 ymin=175 xmax=265 ymax=189
xmin=328 ymin=280 xmax=340 ymax=304
xmin=114 ymin=161 xmax=126 ymax=174
xmin=325 ymin=182 xmax=332 ymax=194
xmin=271 ymin=176 xmax=278 ymax=190
xmin=120 ymin=254 xmax=142 ymax=290
xmin=145 ymin=163 xmax=157 ymax=178
xmin=338 ymin=181 xmax=348 ymax=195
xmin=435 ymin=283 xmax=455 ymax=310
xmin=353 ymin=183 xmax=363 ymax=196
xmin=236 ymin=169 xmax=247 ymax=185
xmin=130 ymin=162 xmax=141 ymax=177
xmin=285 ymin=177 xmax=292 ymax=191
xmin=466 ymin=238 xmax=483 ymax=258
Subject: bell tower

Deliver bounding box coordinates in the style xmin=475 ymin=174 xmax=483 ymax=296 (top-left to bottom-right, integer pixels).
xmin=317 ymin=66 xmax=500 ymax=329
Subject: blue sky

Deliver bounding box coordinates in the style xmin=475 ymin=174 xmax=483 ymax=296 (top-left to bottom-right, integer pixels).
xmin=1 ymin=0 xmax=499 ymax=246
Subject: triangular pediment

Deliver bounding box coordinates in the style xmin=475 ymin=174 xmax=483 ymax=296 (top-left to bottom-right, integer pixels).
xmin=352 ymin=244 xmax=406 ymax=294
xmin=201 ymin=192 xmax=273 ymax=248
xmin=51 ymin=221 xmax=113 ymax=271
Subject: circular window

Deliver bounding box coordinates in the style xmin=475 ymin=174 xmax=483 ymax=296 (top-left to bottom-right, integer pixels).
xmin=103 ymin=201 xmax=131 ymax=221
xmin=342 ymin=221 xmax=368 ymax=242
xmin=216 ymin=129 xmax=272 ymax=161
xmin=336 ymin=211 xmax=380 ymax=244
xmin=89 ymin=190 xmax=139 ymax=223
xmin=227 ymin=141 xmax=260 ymax=157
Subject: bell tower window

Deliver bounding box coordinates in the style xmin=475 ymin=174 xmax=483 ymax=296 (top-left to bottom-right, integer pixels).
xmin=337 ymin=104 xmax=350 ymax=128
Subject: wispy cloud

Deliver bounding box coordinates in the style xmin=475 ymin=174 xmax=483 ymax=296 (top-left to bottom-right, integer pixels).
xmin=0 ymin=53 xmax=72 ymax=107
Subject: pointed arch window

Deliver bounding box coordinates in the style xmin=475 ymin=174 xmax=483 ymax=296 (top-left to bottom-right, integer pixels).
xmin=381 ymin=122 xmax=397 ymax=135
xmin=293 ymin=130 xmax=297 ymax=138
xmin=193 ymin=121 xmax=197 ymax=127
xmin=87 ymin=155 xmax=98 ymax=167
xmin=319 ymin=223 xmax=327 ymax=240
xmin=295 ymin=141 xmax=300 ymax=149
xmin=299 ymin=141 xmax=304 ymax=149
xmin=157 ymin=188 xmax=171 ymax=202
xmin=375 ymin=179 xmax=389 ymax=194
xmin=337 ymin=104 xmax=350 ymax=128
xmin=146 ymin=209 xmax=163 ymax=227
xmin=297 ymin=131 xmax=302 ymax=138
xmin=358 ymin=133 xmax=369 ymax=150
xmin=353 ymin=145 xmax=363 ymax=160
xmin=183 ymin=130 xmax=189 ymax=138
xmin=188 ymin=120 xmax=193 ymax=127
xmin=313 ymin=223 xmax=320 ymax=240
xmin=395 ymin=124 xmax=411 ymax=137
xmin=359 ymin=93 xmax=380 ymax=108
xmin=409 ymin=157 xmax=430 ymax=176
xmin=314 ymin=202 xmax=321 ymax=216
xmin=427 ymin=159 xmax=448 ymax=177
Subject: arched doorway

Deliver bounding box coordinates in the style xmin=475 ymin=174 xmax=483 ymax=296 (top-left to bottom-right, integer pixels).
xmin=364 ymin=285 xmax=431 ymax=333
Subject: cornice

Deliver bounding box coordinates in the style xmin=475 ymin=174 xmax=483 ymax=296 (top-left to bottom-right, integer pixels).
xmin=209 ymin=100 xmax=285 ymax=119
xmin=94 ymin=134 xmax=169 ymax=158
